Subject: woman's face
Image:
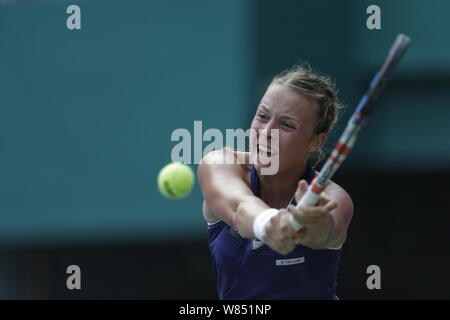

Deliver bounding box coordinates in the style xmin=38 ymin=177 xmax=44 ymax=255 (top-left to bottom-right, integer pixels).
xmin=250 ymin=84 xmax=325 ymax=175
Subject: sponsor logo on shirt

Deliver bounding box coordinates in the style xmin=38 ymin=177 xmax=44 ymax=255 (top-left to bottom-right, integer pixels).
xmin=276 ymin=257 xmax=305 ymax=266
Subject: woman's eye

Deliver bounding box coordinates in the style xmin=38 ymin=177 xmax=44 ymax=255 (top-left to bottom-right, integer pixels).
xmin=283 ymin=123 xmax=295 ymax=129
xmin=258 ymin=114 xmax=268 ymax=120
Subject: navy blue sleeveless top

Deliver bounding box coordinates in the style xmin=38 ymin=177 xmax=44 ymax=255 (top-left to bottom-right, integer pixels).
xmin=207 ymin=164 xmax=341 ymax=300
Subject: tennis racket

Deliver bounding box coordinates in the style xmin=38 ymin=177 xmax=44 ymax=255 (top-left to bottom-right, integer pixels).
xmin=289 ymin=33 xmax=411 ymax=231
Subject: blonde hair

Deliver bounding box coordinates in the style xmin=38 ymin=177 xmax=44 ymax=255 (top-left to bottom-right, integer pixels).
xmin=270 ymin=65 xmax=343 ymax=166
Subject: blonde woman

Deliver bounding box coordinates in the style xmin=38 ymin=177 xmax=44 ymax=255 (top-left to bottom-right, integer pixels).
xmin=198 ymin=67 xmax=354 ymax=299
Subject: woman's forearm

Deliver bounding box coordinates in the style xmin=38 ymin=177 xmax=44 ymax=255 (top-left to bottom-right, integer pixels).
xmin=232 ymin=196 xmax=269 ymax=239
xmin=299 ymin=214 xmax=340 ymax=250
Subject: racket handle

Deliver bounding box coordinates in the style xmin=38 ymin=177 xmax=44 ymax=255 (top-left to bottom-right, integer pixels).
xmin=289 ymin=187 xmax=321 ymax=231
xmin=297 ymin=187 xmax=321 ymax=208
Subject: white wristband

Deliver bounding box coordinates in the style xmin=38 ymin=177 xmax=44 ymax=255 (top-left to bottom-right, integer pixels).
xmin=253 ymin=208 xmax=278 ymax=240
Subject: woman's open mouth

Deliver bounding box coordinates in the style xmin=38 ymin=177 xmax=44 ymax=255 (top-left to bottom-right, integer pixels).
xmin=257 ymin=144 xmax=276 ymax=157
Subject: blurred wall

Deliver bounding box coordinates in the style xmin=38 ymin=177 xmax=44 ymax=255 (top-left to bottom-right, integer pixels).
xmin=346 ymin=0 xmax=450 ymax=171
xmin=0 ymin=0 xmax=251 ymax=244
xmin=253 ymin=0 xmax=450 ymax=171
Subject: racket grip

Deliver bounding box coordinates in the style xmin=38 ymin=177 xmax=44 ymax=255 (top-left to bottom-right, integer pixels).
xmin=289 ymin=188 xmax=321 ymax=231
xmin=297 ymin=187 xmax=321 ymax=208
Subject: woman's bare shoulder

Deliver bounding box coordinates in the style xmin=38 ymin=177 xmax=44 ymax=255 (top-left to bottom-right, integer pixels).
xmin=324 ymin=178 xmax=353 ymax=210
xmin=199 ymin=148 xmax=251 ymax=183
xmin=312 ymin=169 xmax=352 ymax=200
xmin=201 ymin=147 xmax=250 ymax=167
xmin=200 ymin=148 xmax=252 ymax=223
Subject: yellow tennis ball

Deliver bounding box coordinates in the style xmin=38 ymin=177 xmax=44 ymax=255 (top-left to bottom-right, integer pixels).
xmin=157 ymin=162 xmax=195 ymax=199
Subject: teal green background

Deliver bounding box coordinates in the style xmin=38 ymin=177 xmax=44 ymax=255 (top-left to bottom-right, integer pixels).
xmin=0 ymin=0 xmax=251 ymax=244
xmin=0 ymin=0 xmax=449 ymax=246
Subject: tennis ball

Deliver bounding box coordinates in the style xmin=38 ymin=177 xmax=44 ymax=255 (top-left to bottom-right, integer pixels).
xmin=157 ymin=162 xmax=195 ymax=199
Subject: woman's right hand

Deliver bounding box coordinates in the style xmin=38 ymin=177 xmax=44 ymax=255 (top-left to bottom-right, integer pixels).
xmin=262 ymin=209 xmax=303 ymax=255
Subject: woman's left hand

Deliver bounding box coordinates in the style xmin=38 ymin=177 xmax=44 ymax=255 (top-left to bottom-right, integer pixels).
xmin=287 ymin=180 xmax=338 ymax=248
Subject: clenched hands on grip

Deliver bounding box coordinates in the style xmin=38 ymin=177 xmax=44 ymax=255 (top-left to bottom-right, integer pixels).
xmin=262 ymin=180 xmax=337 ymax=254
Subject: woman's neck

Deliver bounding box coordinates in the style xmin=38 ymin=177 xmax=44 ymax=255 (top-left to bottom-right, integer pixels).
xmin=258 ymin=162 xmax=307 ymax=209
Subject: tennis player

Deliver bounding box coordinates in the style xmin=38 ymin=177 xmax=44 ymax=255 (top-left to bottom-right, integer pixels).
xmin=198 ymin=66 xmax=354 ymax=300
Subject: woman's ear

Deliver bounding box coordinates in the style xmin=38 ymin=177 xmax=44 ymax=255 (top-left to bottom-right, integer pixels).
xmin=309 ymin=132 xmax=326 ymax=153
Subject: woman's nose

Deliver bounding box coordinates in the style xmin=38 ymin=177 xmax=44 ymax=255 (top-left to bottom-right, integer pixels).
xmin=261 ymin=120 xmax=277 ymax=136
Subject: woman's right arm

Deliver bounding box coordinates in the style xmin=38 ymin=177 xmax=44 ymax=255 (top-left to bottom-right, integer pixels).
xmin=198 ymin=149 xmax=302 ymax=255
xmin=197 ymin=149 xmax=269 ymax=239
